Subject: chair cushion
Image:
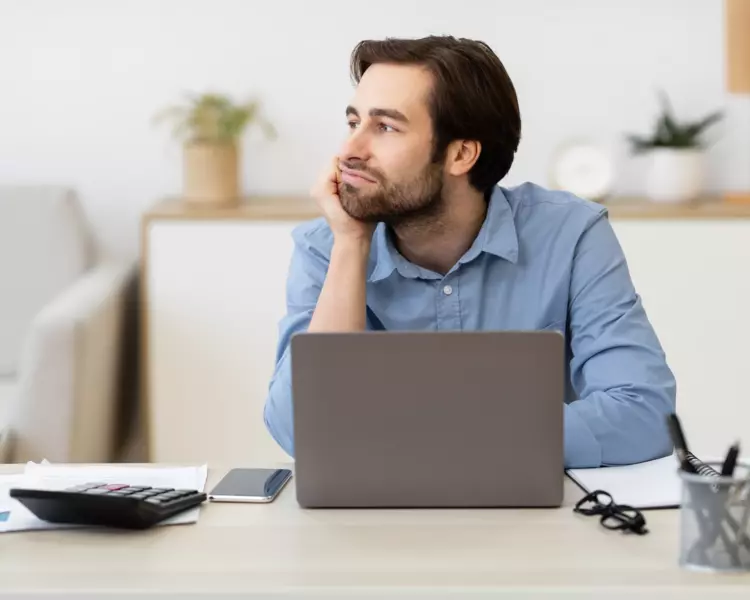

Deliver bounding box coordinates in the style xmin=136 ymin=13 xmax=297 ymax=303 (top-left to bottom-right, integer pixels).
xmin=0 ymin=187 xmax=89 ymax=375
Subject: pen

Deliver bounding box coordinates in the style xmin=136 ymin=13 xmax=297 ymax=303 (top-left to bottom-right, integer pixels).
xmin=720 ymin=441 xmax=740 ymax=477
xmin=666 ymin=414 xmax=698 ymax=474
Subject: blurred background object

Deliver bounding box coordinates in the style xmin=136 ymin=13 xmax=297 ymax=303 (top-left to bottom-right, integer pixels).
xmin=549 ymin=140 xmax=614 ymax=202
xmin=153 ymin=92 xmax=276 ymax=207
xmin=626 ymin=90 xmax=723 ymax=203
xmin=0 ymin=187 xmax=136 ymax=464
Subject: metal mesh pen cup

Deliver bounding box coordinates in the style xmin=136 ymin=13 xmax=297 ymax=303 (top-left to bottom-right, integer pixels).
xmin=678 ymin=462 xmax=750 ymax=572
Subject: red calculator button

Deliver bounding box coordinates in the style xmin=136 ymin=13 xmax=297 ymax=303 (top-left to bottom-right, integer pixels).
xmin=105 ymin=484 xmax=128 ymax=491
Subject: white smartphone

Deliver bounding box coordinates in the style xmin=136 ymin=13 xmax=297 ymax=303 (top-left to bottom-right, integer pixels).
xmin=207 ymin=468 xmax=292 ymax=503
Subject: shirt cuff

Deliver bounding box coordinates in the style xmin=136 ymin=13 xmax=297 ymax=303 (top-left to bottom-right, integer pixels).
xmin=563 ymin=403 xmax=602 ymax=468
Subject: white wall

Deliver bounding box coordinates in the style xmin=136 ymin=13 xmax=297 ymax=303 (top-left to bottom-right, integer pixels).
xmin=1 ymin=0 xmax=746 ymax=260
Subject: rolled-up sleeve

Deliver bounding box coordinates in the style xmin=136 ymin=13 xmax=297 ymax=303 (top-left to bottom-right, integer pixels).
xmin=263 ymin=223 xmax=330 ymax=457
xmin=564 ymin=211 xmax=676 ymax=468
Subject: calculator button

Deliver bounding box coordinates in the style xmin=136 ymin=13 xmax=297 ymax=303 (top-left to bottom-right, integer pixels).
xmin=119 ymin=487 xmax=145 ymax=495
xmin=84 ymin=488 xmax=109 ymax=495
xmin=149 ymin=488 xmax=173 ymax=493
xmin=106 ymin=491 xmax=128 ymax=496
xmin=145 ymin=498 xmax=163 ymax=504
xmin=66 ymin=485 xmax=94 ymax=492
xmin=152 ymin=494 xmax=175 ymax=502
xmin=104 ymin=484 xmax=128 ymax=491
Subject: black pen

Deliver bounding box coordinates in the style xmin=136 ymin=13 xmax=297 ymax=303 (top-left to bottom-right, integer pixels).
xmin=666 ymin=413 xmax=698 ymax=474
xmin=721 ymin=442 xmax=740 ymax=477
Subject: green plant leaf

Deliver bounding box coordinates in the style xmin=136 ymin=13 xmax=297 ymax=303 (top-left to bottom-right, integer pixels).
xmin=656 ymin=89 xmax=683 ymax=139
xmin=684 ymin=110 xmax=723 ymax=140
xmin=152 ymin=91 xmax=276 ymax=143
xmin=625 ymin=90 xmax=723 ymax=152
xmin=626 ymin=134 xmax=655 ymax=154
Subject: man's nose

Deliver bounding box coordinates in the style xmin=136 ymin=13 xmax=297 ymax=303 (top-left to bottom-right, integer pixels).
xmin=340 ymin=127 xmax=371 ymax=162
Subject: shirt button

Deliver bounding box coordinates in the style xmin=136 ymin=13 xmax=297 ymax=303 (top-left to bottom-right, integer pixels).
xmin=442 ymin=285 xmax=453 ymax=296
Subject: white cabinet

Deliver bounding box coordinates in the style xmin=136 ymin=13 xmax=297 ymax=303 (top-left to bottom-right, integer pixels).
xmin=610 ymin=220 xmax=750 ymax=455
xmin=142 ymin=198 xmax=318 ymax=465
xmin=142 ymin=198 xmax=750 ymax=464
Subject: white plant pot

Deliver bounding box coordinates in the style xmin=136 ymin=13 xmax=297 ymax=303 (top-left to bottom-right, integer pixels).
xmin=645 ymin=148 xmax=704 ymax=203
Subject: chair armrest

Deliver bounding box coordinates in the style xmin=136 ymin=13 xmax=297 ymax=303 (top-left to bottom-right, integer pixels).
xmin=8 ymin=262 xmax=136 ymax=463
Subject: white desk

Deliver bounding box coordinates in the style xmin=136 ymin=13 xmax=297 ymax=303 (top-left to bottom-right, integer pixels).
xmin=1 ymin=465 xmax=749 ymax=598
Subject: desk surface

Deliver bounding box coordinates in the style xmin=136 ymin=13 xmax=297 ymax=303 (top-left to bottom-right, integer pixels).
xmin=2 ymin=464 xmax=749 ymax=598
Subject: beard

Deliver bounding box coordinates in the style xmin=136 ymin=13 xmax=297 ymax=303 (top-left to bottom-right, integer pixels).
xmin=338 ymin=159 xmax=445 ymax=227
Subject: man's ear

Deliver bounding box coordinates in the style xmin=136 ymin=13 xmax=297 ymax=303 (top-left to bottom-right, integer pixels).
xmin=446 ymin=140 xmax=481 ymax=177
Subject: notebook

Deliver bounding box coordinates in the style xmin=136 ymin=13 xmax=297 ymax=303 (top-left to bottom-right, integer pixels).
xmin=566 ymin=452 xmax=720 ymax=510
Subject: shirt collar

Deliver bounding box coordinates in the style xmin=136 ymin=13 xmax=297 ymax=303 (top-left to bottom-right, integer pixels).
xmin=367 ymin=186 xmax=519 ymax=283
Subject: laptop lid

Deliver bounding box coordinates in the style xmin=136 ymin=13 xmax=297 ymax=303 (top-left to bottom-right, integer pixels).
xmin=291 ymin=330 xmax=565 ymax=508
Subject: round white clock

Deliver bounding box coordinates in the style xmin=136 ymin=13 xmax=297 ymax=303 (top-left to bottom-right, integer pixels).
xmin=549 ymin=141 xmax=614 ymax=202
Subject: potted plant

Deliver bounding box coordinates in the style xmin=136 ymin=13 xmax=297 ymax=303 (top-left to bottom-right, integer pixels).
xmin=154 ymin=92 xmax=276 ymax=206
xmin=627 ymin=91 xmax=723 ymax=203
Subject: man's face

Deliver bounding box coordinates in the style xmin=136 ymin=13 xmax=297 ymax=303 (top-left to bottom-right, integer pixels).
xmin=338 ymin=63 xmax=444 ymax=224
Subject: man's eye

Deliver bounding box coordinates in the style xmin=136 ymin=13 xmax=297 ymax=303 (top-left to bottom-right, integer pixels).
xmin=379 ymin=123 xmax=396 ymax=133
xmin=347 ymin=121 xmax=360 ymax=130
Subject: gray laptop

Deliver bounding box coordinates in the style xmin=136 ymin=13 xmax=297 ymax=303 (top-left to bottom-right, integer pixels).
xmin=291 ymin=330 xmax=565 ymax=508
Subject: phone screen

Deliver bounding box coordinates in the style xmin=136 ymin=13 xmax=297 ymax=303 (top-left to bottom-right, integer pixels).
xmin=208 ymin=468 xmax=292 ymax=500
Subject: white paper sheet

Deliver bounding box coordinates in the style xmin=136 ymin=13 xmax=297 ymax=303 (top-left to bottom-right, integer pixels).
xmin=0 ymin=475 xmax=25 ymax=523
xmin=566 ymin=454 xmax=721 ymax=510
xmin=0 ymin=462 xmax=208 ymax=533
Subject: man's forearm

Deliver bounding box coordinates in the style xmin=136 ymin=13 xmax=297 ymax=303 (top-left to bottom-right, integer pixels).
xmin=563 ymin=385 xmax=674 ymax=468
xmin=309 ymin=238 xmax=370 ymax=332
xmin=265 ymin=235 xmax=371 ymax=457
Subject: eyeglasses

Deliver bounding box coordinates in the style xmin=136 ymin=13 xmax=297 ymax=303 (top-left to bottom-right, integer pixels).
xmin=573 ymin=490 xmax=649 ymax=535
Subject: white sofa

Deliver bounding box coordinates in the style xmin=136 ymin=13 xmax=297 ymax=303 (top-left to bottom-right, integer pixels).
xmin=0 ymin=186 xmax=136 ymax=463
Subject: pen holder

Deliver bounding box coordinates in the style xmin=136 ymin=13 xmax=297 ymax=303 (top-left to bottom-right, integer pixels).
xmin=678 ymin=462 xmax=750 ymax=572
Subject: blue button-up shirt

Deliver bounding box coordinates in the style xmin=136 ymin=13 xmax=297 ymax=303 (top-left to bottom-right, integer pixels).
xmin=264 ymin=183 xmax=676 ymax=468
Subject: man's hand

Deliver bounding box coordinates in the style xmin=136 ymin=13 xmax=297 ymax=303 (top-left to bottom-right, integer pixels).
xmin=311 ymin=157 xmax=375 ymax=243
xmin=307 ymin=158 xmax=372 ymax=334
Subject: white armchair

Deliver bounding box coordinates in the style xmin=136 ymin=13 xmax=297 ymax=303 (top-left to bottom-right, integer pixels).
xmin=0 ymin=186 xmax=136 ymax=463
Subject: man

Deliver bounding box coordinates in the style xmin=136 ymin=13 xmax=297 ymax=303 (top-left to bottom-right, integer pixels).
xmin=264 ymin=35 xmax=676 ymax=468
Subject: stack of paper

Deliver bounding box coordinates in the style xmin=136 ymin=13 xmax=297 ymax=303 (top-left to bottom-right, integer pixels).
xmin=0 ymin=461 xmax=207 ymax=533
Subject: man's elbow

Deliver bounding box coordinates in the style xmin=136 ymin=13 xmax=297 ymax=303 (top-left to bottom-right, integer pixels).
xmin=649 ymin=376 xmax=677 ymax=458
xmin=620 ymin=383 xmax=676 ymax=464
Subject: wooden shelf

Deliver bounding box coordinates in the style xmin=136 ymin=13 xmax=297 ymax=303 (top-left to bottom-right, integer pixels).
xmin=144 ymin=195 xmax=320 ymax=222
xmin=145 ymin=194 xmax=750 ymax=223
xmin=603 ymin=195 xmax=750 ymax=220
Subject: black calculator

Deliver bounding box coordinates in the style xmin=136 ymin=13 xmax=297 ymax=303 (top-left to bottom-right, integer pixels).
xmin=10 ymin=482 xmax=207 ymax=529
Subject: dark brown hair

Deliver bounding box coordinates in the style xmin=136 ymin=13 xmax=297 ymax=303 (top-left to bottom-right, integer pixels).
xmin=350 ymin=35 xmax=521 ymax=194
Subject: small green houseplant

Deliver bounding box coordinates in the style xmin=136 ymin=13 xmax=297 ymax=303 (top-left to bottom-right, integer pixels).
xmin=627 ymin=91 xmax=722 ymax=203
xmin=154 ymin=92 xmax=276 ymax=206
